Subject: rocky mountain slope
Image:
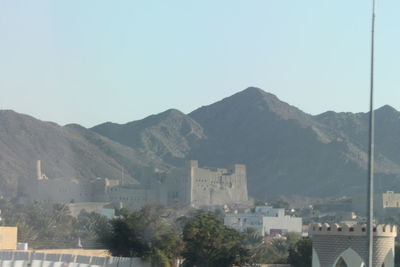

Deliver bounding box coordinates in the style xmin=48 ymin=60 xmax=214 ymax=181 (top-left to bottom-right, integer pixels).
xmin=92 ymin=87 xmax=400 ymax=200
xmin=2 ymin=87 xmax=400 ymax=200
xmin=189 ymin=88 xmax=400 ymax=199
xmin=92 ymin=109 xmax=206 ymax=167
xmin=0 ymin=110 xmax=164 ymax=197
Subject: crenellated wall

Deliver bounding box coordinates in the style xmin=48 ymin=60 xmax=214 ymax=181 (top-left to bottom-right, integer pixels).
xmin=20 ymin=160 xmax=249 ymax=210
xmin=310 ymin=223 xmax=396 ymax=267
xmin=188 ymin=160 xmax=248 ymax=207
xmin=310 ymin=222 xmax=397 ymax=237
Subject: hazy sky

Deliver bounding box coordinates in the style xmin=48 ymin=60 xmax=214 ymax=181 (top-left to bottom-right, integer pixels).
xmin=1 ymin=1 xmax=399 ymax=127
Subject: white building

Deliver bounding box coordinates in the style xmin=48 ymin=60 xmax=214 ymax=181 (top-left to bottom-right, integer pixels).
xmin=224 ymin=206 xmax=302 ymax=237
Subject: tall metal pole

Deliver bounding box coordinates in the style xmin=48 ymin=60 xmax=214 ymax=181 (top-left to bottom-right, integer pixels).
xmin=367 ymin=0 xmax=376 ymax=266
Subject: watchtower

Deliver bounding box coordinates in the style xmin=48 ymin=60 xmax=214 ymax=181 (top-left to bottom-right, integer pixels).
xmin=310 ymin=222 xmax=396 ymax=267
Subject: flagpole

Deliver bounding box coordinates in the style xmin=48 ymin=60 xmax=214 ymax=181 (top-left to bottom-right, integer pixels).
xmin=367 ymin=0 xmax=376 ymax=266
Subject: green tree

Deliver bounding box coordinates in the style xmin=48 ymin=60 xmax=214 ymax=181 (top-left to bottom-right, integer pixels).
xmin=0 ymin=200 xmax=111 ymax=249
xmin=287 ymin=237 xmax=312 ymax=267
xmin=99 ymin=205 xmax=182 ymax=267
xmin=73 ymin=210 xmax=109 ymax=248
xmin=250 ymin=243 xmax=286 ymax=264
xmin=271 ymin=238 xmax=288 ymax=254
xmin=244 ymin=227 xmax=263 ymax=245
xmin=182 ymin=211 xmax=250 ymax=267
xmin=285 ymin=232 xmax=302 ymax=248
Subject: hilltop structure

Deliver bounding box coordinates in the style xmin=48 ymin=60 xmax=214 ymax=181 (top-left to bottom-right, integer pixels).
xmin=382 ymin=191 xmax=400 ymax=208
xmin=309 ymin=222 xmax=396 ymax=267
xmin=20 ymin=160 xmax=249 ymax=210
xmin=164 ymin=160 xmax=248 ymax=207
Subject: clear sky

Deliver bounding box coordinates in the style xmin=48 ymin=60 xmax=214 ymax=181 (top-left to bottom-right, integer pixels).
xmin=1 ymin=1 xmax=399 ymax=127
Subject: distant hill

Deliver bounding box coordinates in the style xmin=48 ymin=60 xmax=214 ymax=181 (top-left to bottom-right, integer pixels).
xmin=0 ymin=110 xmax=164 ymax=197
xmin=2 ymin=87 xmax=400 ymax=201
xmin=92 ymin=109 xmax=206 ymax=167
xmin=92 ymin=87 xmax=400 ymax=200
xmin=189 ymin=87 xmax=400 ymax=199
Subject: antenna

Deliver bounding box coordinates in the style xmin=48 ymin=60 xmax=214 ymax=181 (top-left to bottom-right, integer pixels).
xmin=367 ymin=0 xmax=376 ymax=266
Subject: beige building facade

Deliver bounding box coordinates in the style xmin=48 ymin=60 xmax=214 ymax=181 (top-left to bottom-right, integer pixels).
xmin=0 ymin=227 xmax=17 ymax=250
xmin=382 ymin=191 xmax=400 ymax=208
xmin=163 ymin=160 xmax=248 ymax=207
xmin=20 ymin=160 xmax=249 ymax=210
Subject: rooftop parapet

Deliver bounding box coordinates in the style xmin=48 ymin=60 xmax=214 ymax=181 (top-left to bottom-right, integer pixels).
xmin=309 ymin=223 xmax=397 ymax=237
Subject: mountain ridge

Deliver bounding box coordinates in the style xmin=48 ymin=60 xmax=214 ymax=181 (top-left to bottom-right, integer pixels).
xmin=2 ymin=87 xmax=400 ymax=201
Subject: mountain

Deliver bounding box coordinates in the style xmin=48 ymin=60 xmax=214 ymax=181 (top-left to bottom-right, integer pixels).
xmin=3 ymin=87 xmax=400 ymax=201
xmin=189 ymin=88 xmax=400 ymax=199
xmin=91 ymin=87 xmax=400 ymax=200
xmin=0 ymin=110 xmax=163 ymax=197
xmin=91 ymin=109 xmax=206 ymax=167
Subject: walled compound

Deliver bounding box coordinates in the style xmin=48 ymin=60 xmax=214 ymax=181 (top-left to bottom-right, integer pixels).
xmin=19 ymin=160 xmax=249 ymax=210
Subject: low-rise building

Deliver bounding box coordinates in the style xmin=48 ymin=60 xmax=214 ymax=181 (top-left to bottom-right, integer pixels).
xmin=0 ymin=227 xmax=17 ymax=250
xmin=224 ymin=206 xmax=302 ymax=237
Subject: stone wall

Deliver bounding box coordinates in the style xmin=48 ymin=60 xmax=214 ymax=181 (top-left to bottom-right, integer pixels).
xmin=162 ymin=165 xmax=191 ymax=206
xmin=188 ymin=160 xmax=248 ymax=207
xmin=20 ymin=160 xmax=249 ymax=210
xmin=20 ymin=177 xmax=120 ymax=206
xmin=107 ymin=185 xmax=152 ymax=210
xmin=21 ymin=179 xmax=93 ymax=205
xmin=310 ymin=223 xmax=396 ymax=267
xmin=383 ymin=191 xmax=400 ymax=208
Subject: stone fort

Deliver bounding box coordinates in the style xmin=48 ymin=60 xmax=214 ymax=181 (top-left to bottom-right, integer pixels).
xmin=382 ymin=191 xmax=400 ymax=208
xmin=310 ymin=222 xmax=396 ymax=267
xmin=20 ymin=160 xmax=248 ymax=209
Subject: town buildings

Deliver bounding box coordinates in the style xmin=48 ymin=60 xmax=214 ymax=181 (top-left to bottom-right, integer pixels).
xmin=224 ymin=206 xmax=302 ymax=237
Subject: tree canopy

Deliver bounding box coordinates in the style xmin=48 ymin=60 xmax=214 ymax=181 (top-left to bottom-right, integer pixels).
xmin=98 ymin=205 xmax=182 ymax=267
xmin=287 ymin=237 xmax=312 ymax=267
xmin=182 ymin=210 xmax=250 ymax=267
xmin=0 ymin=199 xmax=108 ymax=249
